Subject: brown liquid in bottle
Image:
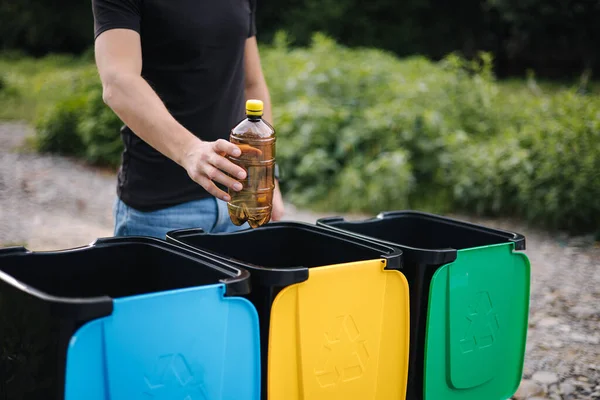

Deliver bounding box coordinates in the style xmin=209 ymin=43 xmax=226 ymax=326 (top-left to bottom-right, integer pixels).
xmin=227 ymin=100 xmax=276 ymax=228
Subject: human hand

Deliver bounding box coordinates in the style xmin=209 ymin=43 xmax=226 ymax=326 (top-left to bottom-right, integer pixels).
xmin=182 ymin=139 xmax=247 ymax=202
xmin=271 ymin=179 xmax=285 ymax=221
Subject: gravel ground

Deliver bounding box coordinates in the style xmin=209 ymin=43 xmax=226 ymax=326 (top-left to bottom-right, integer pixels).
xmin=1 ymin=122 xmax=598 ymax=399
xmin=0 ymin=122 xmax=115 ymax=250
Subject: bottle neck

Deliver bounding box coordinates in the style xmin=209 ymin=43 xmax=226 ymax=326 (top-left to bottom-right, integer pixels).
xmin=247 ymin=115 xmax=262 ymax=122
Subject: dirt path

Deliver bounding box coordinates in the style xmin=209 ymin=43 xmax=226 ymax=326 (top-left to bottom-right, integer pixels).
xmin=0 ymin=122 xmax=598 ymax=399
xmin=0 ymin=122 xmax=116 ymax=250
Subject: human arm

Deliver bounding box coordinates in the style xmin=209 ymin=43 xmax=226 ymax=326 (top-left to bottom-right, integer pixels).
xmin=94 ymin=28 xmax=246 ymax=202
xmin=244 ymin=36 xmax=284 ymax=220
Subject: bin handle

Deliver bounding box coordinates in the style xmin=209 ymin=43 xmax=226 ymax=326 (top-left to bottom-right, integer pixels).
xmin=316 ymin=223 xmax=404 ymax=270
xmin=93 ymin=236 xmax=257 ymax=296
xmin=0 ymin=266 xmax=113 ymax=322
xmin=317 ymin=216 xmax=459 ymax=265
xmin=185 ymin=246 xmax=310 ymax=288
xmin=166 ymin=228 xmax=311 ymax=287
xmin=0 ymin=246 xmax=30 ymax=256
xmin=316 ymin=216 xmax=347 ymax=225
xmin=377 ymin=211 xmax=527 ymax=250
xmin=218 ymin=268 xmax=253 ymax=297
xmin=91 ymin=236 xmax=166 ymax=247
xmin=509 ymin=234 xmax=526 ymax=251
xmin=164 ymin=240 xmax=258 ymax=297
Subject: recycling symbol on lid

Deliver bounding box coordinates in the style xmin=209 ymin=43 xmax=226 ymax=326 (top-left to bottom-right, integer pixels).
xmin=460 ymin=291 xmax=500 ymax=354
xmin=143 ymin=353 xmax=208 ymax=400
xmin=314 ymin=315 xmax=370 ymax=388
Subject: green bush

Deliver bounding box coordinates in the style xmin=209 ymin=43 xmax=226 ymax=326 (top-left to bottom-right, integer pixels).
xmin=267 ymin=34 xmax=499 ymax=212
xmin=0 ymin=72 xmax=20 ymax=98
xmin=32 ymin=68 xmax=122 ymax=166
xmin=34 ymin=94 xmax=87 ymax=156
xmin=447 ymin=88 xmax=600 ymax=231
xmin=77 ymin=87 xmax=123 ymax=166
xmin=515 ymin=91 xmax=600 ymax=231
xmin=0 ymin=55 xmax=98 ymax=121
xmin=269 ymin=35 xmax=599 ymax=231
xmin=32 ymin=34 xmax=600 ymax=233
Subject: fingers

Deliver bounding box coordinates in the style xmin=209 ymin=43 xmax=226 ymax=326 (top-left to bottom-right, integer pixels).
xmin=204 ymin=165 xmax=243 ymax=192
xmin=213 ymin=139 xmax=262 ymax=157
xmin=213 ymin=139 xmax=241 ymax=157
xmin=197 ymin=175 xmax=231 ymax=202
xmin=188 ymin=162 xmax=237 ymax=202
xmin=210 ymin=153 xmax=247 ymax=180
xmin=236 ymin=144 xmax=263 ymax=157
xmin=188 ymin=139 xmax=271 ymax=202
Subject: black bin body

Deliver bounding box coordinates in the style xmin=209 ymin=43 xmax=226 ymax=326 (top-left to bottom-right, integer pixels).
xmin=166 ymin=222 xmax=407 ymax=400
xmin=317 ymin=211 xmax=528 ymax=400
xmin=0 ymin=237 xmax=251 ymax=400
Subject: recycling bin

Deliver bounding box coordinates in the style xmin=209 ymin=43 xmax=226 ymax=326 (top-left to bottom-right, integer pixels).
xmin=317 ymin=211 xmax=531 ymax=400
xmin=0 ymin=237 xmax=260 ymax=400
xmin=166 ymin=222 xmax=409 ymax=400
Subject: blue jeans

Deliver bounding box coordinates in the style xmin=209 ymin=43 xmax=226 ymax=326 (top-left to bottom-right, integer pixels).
xmin=113 ymin=197 xmax=248 ymax=239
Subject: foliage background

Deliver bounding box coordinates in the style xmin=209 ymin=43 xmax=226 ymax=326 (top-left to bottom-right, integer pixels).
xmin=3 ymin=33 xmax=596 ymax=233
xmin=0 ymin=0 xmax=598 ymax=235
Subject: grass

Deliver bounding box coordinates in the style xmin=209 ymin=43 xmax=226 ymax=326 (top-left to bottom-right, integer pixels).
xmin=0 ymin=242 xmax=28 ymax=248
xmin=500 ymin=74 xmax=600 ymax=96
xmin=0 ymin=51 xmax=598 ymax=123
xmin=0 ymin=52 xmax=96 ymax=122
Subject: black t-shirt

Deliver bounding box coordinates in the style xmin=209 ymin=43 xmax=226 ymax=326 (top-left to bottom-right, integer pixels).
xmin=92 ymin=0 xmax=256 ymax=211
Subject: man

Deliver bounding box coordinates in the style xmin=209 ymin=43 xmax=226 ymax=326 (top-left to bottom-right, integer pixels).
xmin=91 ymin=0 xmax=284 ymax=239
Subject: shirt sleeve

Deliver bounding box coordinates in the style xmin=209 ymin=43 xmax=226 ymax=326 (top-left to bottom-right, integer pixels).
xmin=248 ymin=0 xmax=257 ymax=37
xmin=92 ymin=0 xmax=142 ymax=40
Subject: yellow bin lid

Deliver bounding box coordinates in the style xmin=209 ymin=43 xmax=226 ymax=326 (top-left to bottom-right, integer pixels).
xmin=268 ymin=258 xmax=410 ymax=399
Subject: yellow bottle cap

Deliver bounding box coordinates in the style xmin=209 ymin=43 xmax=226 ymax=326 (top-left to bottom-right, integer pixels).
xmin=246 ymin=99 xmax=263 ymax=117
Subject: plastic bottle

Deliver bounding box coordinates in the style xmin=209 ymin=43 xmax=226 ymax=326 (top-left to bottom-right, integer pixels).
xmin=227 ymin=99 xmax=276 ymax=228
